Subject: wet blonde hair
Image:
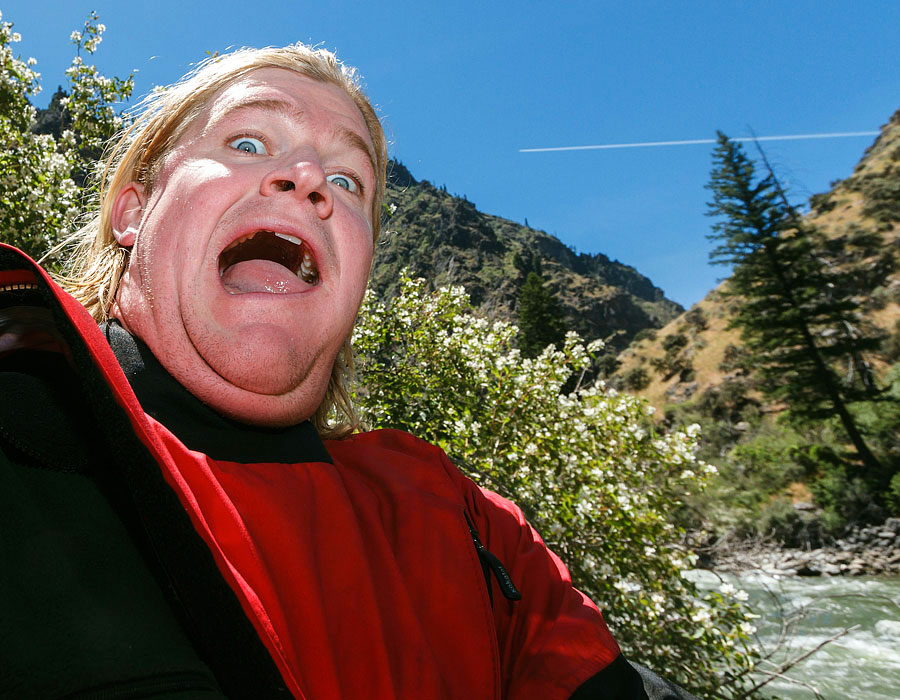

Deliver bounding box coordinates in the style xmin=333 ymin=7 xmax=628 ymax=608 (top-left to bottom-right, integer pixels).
xmin=60 ymin=44 xmax=387 ymax=438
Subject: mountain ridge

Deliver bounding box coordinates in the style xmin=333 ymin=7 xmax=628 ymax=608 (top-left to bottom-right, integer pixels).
xmin=373 ymin=159 xmax=683 ymax=349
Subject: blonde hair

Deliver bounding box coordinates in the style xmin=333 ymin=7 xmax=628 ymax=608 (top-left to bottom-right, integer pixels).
xmin=59 ymin=44 xmax=387 ymax=438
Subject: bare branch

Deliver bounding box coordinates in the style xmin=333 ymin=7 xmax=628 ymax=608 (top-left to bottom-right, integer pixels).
xmin=734 ymin=625 xmax=859 ymax=700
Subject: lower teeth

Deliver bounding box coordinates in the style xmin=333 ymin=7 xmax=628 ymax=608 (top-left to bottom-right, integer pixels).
xmin=299 ymin=253 xmax=318 ymax=284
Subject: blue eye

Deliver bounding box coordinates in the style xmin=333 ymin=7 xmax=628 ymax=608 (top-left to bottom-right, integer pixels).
xmin=326 ymin=173 xmax=359 ymax=193
xmin=229 ymin=136 xmax=267 ymax=154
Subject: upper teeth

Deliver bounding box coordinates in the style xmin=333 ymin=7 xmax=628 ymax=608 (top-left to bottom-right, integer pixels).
xmin=275 ymin=232 xmax=303 ymax=246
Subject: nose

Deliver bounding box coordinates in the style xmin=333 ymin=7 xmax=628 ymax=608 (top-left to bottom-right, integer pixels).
xmin=260 ymin=154 xmax=333 ymax=219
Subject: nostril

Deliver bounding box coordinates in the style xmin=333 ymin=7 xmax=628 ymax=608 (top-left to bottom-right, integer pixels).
xmin=308 ymin=191 xmax=325 ymax=205
xmin=274 ymin=179 xmax=295 ymax=192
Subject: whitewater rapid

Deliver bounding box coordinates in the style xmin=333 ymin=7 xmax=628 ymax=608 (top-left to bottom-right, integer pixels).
xmin=688 ymin=570 xmax=900 ymax=699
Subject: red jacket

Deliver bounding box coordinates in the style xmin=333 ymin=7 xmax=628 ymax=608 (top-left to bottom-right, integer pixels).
xmin=0 ymin=243 xmax=631 ymax=700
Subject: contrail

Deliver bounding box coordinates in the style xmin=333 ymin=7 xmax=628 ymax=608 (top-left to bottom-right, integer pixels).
xmin=519 ymin=131 xmax=880 ymax=153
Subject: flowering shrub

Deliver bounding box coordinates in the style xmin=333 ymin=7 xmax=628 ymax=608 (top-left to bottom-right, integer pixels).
xmin=0 ymin=11 xmax=132 ymax=263
xmin=353 ymin=274 xmax=760 ymax=698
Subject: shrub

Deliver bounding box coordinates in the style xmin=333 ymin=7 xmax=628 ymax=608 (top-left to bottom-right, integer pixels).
xmin=756 ymin=497 xmax=804 ymax=545
xmin=0 ymin=12 xmax=132 ymax=263
xmin=595 ymin=351 xmax=621 ymax=377
xmin=621 ymin=366 xmax=650 ymax=391
xmin=683 ymin=307 xmax=708 ymax=331
xmin=649 ymin=333 xmax=693 ymax=379
xmin=808 ymin=192 xmax=836 ymax=213
xmin=662 ymin=332 xmax=689 ymax=353
xmin=812 ymin=464 xmax=883 ymax=530
xmin=888 ymin=473 xmax=900 ymax=515
xmin=859 ymin=166 xmax=900 ymax=223
xmin=719 ymin=344 xmax=750 ymax=373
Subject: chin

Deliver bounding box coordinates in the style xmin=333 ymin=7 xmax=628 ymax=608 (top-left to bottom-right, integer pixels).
xmin=167 ymin=343 xmax=334 ymax=429
xmin=206 ymin=384 xmax=327 ymax=428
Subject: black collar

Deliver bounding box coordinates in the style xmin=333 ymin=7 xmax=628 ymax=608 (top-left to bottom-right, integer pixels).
xmin=103 ymin=321 xmax=332 ymax=464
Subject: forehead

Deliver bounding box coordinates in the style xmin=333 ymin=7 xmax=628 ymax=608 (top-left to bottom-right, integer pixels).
xmin=193 ymin=68 xmax=374 ymax=153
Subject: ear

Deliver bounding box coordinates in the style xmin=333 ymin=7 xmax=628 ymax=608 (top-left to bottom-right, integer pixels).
xmin=111 ymin=182 xmax=146 ymax=247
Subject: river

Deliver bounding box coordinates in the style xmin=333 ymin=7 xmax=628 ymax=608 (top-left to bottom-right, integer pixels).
xmin=689 ymin=570 xmax=900 ymax=699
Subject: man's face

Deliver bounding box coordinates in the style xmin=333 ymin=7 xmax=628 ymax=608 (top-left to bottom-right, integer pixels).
xmin=112 ymin=68 xmax=377 ymax=427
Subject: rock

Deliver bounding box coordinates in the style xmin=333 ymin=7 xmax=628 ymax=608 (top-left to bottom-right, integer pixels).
xmin=705 ymin=516 xmax=900 ymax=577
xmin=793 ymin=501 xmax=816 ymax=512
xmin=779 ymin=554 xmax=809 ymax=569
xmin=665 ymin=381 xmax=698 ymax=403
xmin=847 ymin=557 xmax=868 ymax=575
xmin=886 ymin=551 xmax=900 ymax=566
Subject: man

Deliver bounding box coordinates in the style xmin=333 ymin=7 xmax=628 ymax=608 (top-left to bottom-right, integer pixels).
xmin=0 ymin=44 xmax=696 ymax=699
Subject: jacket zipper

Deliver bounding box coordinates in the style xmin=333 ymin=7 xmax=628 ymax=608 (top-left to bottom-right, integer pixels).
xmin=464 ymin=511 xmax=522 ymax=602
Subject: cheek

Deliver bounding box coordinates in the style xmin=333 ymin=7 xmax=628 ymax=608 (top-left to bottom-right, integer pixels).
xmin=151 ymin=159 xmax=234 ymax=225
xmin=345 ymin=211 xmax=375 ymax=279
xmin=348 ymin=239 xmax=374 ymax=299
xmin=140 ymin=160 xmax=236 ymax=266
xmin=180 ymin=158 xmax=232 ymax=181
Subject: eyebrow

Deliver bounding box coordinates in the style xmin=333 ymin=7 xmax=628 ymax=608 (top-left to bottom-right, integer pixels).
xmin=208 ymin=96 xmax=377 ymax=181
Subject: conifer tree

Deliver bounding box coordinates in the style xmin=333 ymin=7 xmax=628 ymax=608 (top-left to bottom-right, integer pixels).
xmin=706 ymin=132 xmax=885 ymax=475
xmin=516 ymin=262 xmax=566 ymax=357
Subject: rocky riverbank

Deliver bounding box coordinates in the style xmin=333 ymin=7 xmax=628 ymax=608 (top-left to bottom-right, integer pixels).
xmin=701 ymin=517 xmax=900 ymax=577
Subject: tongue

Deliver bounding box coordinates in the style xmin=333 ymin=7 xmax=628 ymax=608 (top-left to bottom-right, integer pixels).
xmin=221 ymin=259 xmax=308 ymax=294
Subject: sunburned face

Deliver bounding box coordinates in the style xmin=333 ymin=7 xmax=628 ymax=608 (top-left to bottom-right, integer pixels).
xmin=111 ymin=68 xmax=377 ymax=427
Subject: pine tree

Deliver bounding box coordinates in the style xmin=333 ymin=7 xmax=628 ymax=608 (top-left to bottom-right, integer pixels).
xmin=706 ymin=132 xmax=885 ymax=474
xmin=517 ymin=268 xmax=566 ymax=358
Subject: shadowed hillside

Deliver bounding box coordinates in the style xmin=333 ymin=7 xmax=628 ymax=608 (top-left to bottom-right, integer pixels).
xmin=372 ymin=161 xmax=683 ymax=350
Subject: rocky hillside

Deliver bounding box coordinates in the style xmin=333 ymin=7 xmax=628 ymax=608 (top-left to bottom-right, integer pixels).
xmin=614 ymin=108 xmax=900 ymax=412
xmin=374 ymin=161 xmax=683 ymax=349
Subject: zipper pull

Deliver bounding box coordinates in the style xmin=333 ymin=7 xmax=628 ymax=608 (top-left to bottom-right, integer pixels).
xmin=465 ymin=512 xmax=522 ymax=602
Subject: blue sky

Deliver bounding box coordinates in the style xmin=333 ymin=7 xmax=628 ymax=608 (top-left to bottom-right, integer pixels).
xmin=3 ymin=1 xmax=898 ymax=307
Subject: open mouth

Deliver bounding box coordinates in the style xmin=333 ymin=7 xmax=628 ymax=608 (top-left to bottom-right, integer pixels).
xmin=218 ymin=230 xmax=319 ymax=293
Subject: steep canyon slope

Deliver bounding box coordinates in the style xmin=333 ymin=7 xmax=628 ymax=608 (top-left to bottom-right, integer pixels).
xmin=372 ymin=161 xmax=683 ymax=349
